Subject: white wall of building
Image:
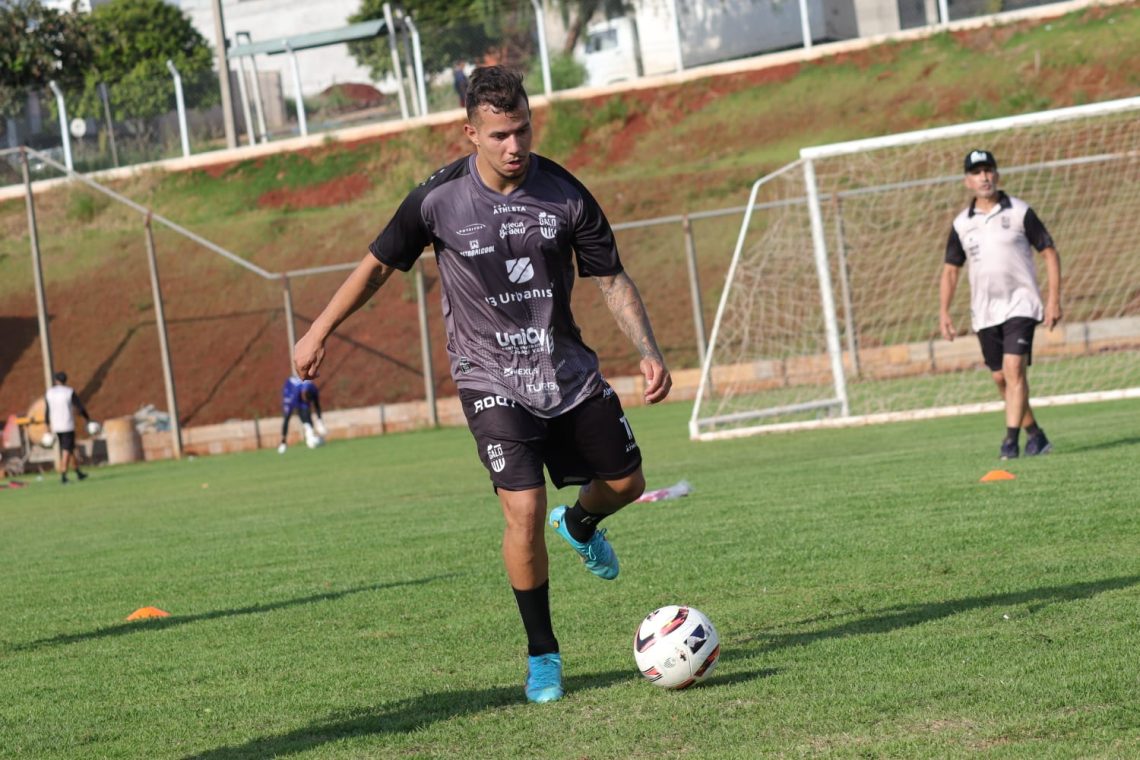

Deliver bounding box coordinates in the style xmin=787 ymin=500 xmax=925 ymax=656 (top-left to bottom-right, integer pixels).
xmin=178 ymin=0 xmax=377 ymax=96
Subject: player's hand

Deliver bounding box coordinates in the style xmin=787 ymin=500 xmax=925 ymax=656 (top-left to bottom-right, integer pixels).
xmin=294 ymin=331 xmax=326 ymax=379
xmin=1045 ymin=300 xmax=1062 ymax=330
xmin=641 ymin=356 xmax=672 ymax=405
xmin=939 ymin=313 xmax=957 ymax=341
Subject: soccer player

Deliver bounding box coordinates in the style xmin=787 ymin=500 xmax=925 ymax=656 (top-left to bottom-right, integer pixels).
xmin=43 ymin=371 xmax=93 ymax=484
xmin=940 ymin=149 xmax=1063 ymax=460
xmin=278 ymin=376 xmax=325 ymax=453
xmin=294 ymin=66 xmax=671 ymax=704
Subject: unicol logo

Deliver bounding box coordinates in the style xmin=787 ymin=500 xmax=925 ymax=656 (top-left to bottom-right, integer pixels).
xmin=495 ymin=326 xmax=554 ymax=354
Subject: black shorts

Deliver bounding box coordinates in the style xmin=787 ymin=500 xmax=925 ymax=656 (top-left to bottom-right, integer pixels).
xmin=459 ymin=385 xmax=643 ymax=492
xmin=977 ymin=316 xmax=1038 ymax=371
xmin=56 ymin=431 xmax=76 ymax=452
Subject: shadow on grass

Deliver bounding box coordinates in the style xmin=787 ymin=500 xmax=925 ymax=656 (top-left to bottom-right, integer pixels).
xmin=1055 ymin=435 xmax=1140 ymax=455
xmin=8 ymin=574 xmax=456 ymax=652
xmin=725 ymin=574 xmax=1140 ymax=656
xmin=180 ymin=667 xmax=778 ymax=760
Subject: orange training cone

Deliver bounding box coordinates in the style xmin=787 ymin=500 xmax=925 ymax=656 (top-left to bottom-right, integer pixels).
xmin=126 ymin=606 xmax=171 ymax=621
xmin=980 ymin=469 xmax=1016 ymax=482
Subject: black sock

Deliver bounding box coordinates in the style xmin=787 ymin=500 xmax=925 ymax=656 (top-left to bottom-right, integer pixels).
xmin=1025 ymin=422 xmax=1041 ymax=437
xmin=513 ymin=581 xmax=558 ymax=657
xmin=563 ymin=500 xmax=606 ymax=543
xmin=1004 ymin=427 xmax=1020 ymax=444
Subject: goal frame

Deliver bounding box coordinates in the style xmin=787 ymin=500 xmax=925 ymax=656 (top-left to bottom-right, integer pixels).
xmin=690 ymin=96 xmax=1140 ymax=441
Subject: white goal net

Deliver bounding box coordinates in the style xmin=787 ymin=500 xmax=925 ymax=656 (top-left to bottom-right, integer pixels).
xmin=691 ymin=97 xmax=1140 ymax=440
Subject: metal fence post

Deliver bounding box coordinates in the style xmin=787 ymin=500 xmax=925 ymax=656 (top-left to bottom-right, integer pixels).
xmin=281 ymin=274 xmax=298 ymax=376
xmin=414 ymin=260 xmax=438 ymax=427
xmin=144 ymin=214 xmax=184 ymax=459
xmin=681 ymin=214 xmax=708 ymax=366
xmin=21 ymin=148 xmax=54 ymax=392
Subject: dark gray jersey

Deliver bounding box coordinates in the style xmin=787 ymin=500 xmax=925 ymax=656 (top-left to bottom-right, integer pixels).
xmin=369 ymin=154 xmax=623 ymax=417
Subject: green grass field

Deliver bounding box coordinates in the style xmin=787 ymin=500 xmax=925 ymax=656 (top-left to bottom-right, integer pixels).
xmin=2 ymin=398 xmax=1138 ymax=758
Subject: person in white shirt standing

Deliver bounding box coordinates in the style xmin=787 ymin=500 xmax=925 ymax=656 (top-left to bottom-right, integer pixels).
xmin=44 ymin=371 xmax=94 ymax=484
xmin=940 ymin=149 xmax=1063 ymax=460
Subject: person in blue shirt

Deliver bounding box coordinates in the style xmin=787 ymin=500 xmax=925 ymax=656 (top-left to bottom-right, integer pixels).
xmin=278 ymin=376 xmax=326 ymax=452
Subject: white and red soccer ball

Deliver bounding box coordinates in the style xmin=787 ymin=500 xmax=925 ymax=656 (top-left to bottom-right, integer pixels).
xmin=633 ymin=605 xmax=720 ymax=689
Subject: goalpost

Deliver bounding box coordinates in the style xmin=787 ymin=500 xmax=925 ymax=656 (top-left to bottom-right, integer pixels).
xmin=690 ymin=97 xmax=1140 ymax=441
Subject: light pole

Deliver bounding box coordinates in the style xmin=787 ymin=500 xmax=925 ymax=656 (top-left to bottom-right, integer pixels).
xmin=210 ymin=0 xmax=237 ymax=148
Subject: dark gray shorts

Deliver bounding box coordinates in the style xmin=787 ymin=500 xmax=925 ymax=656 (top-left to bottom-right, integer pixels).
xmin=977 ymin=316 xmax=1038 ymax=371
xmin=459 ymin=385 xmax=642 ymax=492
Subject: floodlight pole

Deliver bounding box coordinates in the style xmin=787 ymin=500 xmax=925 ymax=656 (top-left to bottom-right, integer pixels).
xmin=285 ymin=41 xmax=308 ymax=137
xmin=144 ymin=214 xmax=184 ymax=459
xmin=210 ymin=0 xmax=238 ymax=148
xmin=21 ymin=148 xmax=55 ymax=392
xmin=382 ymin=3 xmax=409 ymax=120
xmin=47 ymin=80 xmax=73 ymax=171
xmin=236 ymin=31 xmax=269 ymax=143
xmin=98 ymin=83 xmax=119 ymax=167
xmin=402 ymin=12 xmax=429 ymax=116
xmin=529 ymin=0 xmax=552 ymax=95
xmin=166 ymin=60 xmax=192 ymax=157
xmin=797 ymin=0 xmax=813 ymax=49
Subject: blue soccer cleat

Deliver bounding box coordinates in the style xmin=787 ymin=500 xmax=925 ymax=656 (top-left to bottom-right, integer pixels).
xmin=1024 ymin=430 xmax=1052 ymax=456
xmin=525 ymin=652 xmax=564 ymax=703
xmin=999 ymin=439 xmax=1019 ymax=460
xmin=548 ymin=505 xmax=619 ymax=580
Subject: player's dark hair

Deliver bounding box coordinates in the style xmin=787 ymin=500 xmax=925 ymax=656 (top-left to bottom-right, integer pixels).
xmin=466 ymin=66 xmax=528 ymax=122
xmin=54 ymin=371 xmax=67 ymax=383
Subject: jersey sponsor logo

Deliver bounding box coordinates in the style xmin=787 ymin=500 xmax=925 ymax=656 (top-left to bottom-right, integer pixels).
xmin=487 ymin=443 xmax=506 ymax=473
xmin=1001 ymin=215 xmax=1011 ymax=229
xmin=461 ymin=239 xmax=496 ymax=257
xmin=457 ymin=223 xmax=487 ymax=236
xmin=505 ymin=258 xmax=534 ymax=283
xmin=538 ymin=211 xmax=560 ymax=240
xmin=525 ymin=381 xmax=558 ymax=393
xmin=502 ymin=366 xmax=540 ymax=377
xmin=495 ymin=326 xmax=554 ymax=355
xmin=457 ymin=356 xmax=473 ymax=375
xmin=500 ymin=221 xmax=526 ymax=239
xmin=484 ymin=286 xmax=553 ymax=308
xmin=472 ymin=395 xmax=515 ymax=413
xmin=494 ymin=204 xmax=527 ymax=215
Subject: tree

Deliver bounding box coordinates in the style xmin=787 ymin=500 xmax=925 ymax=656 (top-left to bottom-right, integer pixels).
xmin=73 ymin=0 xmax=217 ymax=129
xmin=0 ymin=0 xmax=93 ymax=118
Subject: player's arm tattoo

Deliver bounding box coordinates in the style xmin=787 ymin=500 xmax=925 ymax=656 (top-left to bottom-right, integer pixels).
xmin=594 ymin=271 xmax=665 ymax=363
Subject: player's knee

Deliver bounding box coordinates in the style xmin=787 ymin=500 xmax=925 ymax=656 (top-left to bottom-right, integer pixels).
xmin=610 ymin=469 xmax=646 ymax=505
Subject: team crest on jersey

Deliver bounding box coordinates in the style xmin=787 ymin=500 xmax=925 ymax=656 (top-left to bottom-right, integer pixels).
xmin=505 ymin=258 xmax=534 ymax=284
xmin=538 ymin=211 xmax=560 ymax=240
xmin=1001 ymin=215 xmax=1011 ymax=229
xmin=487 ymin=443 xmax=506 ymax=473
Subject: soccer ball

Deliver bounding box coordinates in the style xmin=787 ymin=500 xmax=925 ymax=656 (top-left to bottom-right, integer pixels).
xmin=40 ymin=432 xmax=56 ymax=448
xmin=86 ymin=420 xmax=102 ymax=436
xmin=633 ymin=605 xmax=720 ymax=689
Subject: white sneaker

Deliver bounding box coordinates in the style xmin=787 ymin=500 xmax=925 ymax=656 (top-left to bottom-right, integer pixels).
xmin=277 ymin=443 xmax=287 ymax=454
xmin=314 ymin=419 xmax=328 ymax=437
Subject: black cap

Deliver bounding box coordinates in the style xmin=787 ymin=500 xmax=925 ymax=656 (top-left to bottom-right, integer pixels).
xmin=964 ymin=149 xmax=997 ymax=172
xmin=54 ymin=371 xmax=67 ymax=383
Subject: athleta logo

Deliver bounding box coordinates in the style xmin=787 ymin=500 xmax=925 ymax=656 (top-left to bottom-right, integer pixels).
xmin=494 ymin=204 xmax=526 ymax=215
xmin=538 ymin=211 xmax=559 ymax=240
xmin=473 ymin=395 xmax=515 ymax=413
xmin=456 ymin=223 xmax=487 ymax=236
xmin=495 ymin=326 xmax=554 ymax=355
xmin=500 ymin=221 xmax=525 ymax=239
xmin=461 ymin=239 xmax=496 ymax=257
xmin=506 ymin=258 xmax=534 ymax=283
xmin=486 ymin=443 xmax=506 ymax=473
xmin=484 ymin=285 xmax=552 ymax=308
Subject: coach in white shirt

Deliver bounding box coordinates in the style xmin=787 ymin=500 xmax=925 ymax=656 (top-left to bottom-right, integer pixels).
xmin=44 ymin=371 xmax=93 ymax=484
xmin=940 ymin=149 xmax=1063 ymax=461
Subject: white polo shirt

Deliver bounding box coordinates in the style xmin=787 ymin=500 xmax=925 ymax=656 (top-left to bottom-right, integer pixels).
xmin=45 ymin=384 xmax=79 ymax=433
xmin=945 ymin=192 xmax=1055 ymax=332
